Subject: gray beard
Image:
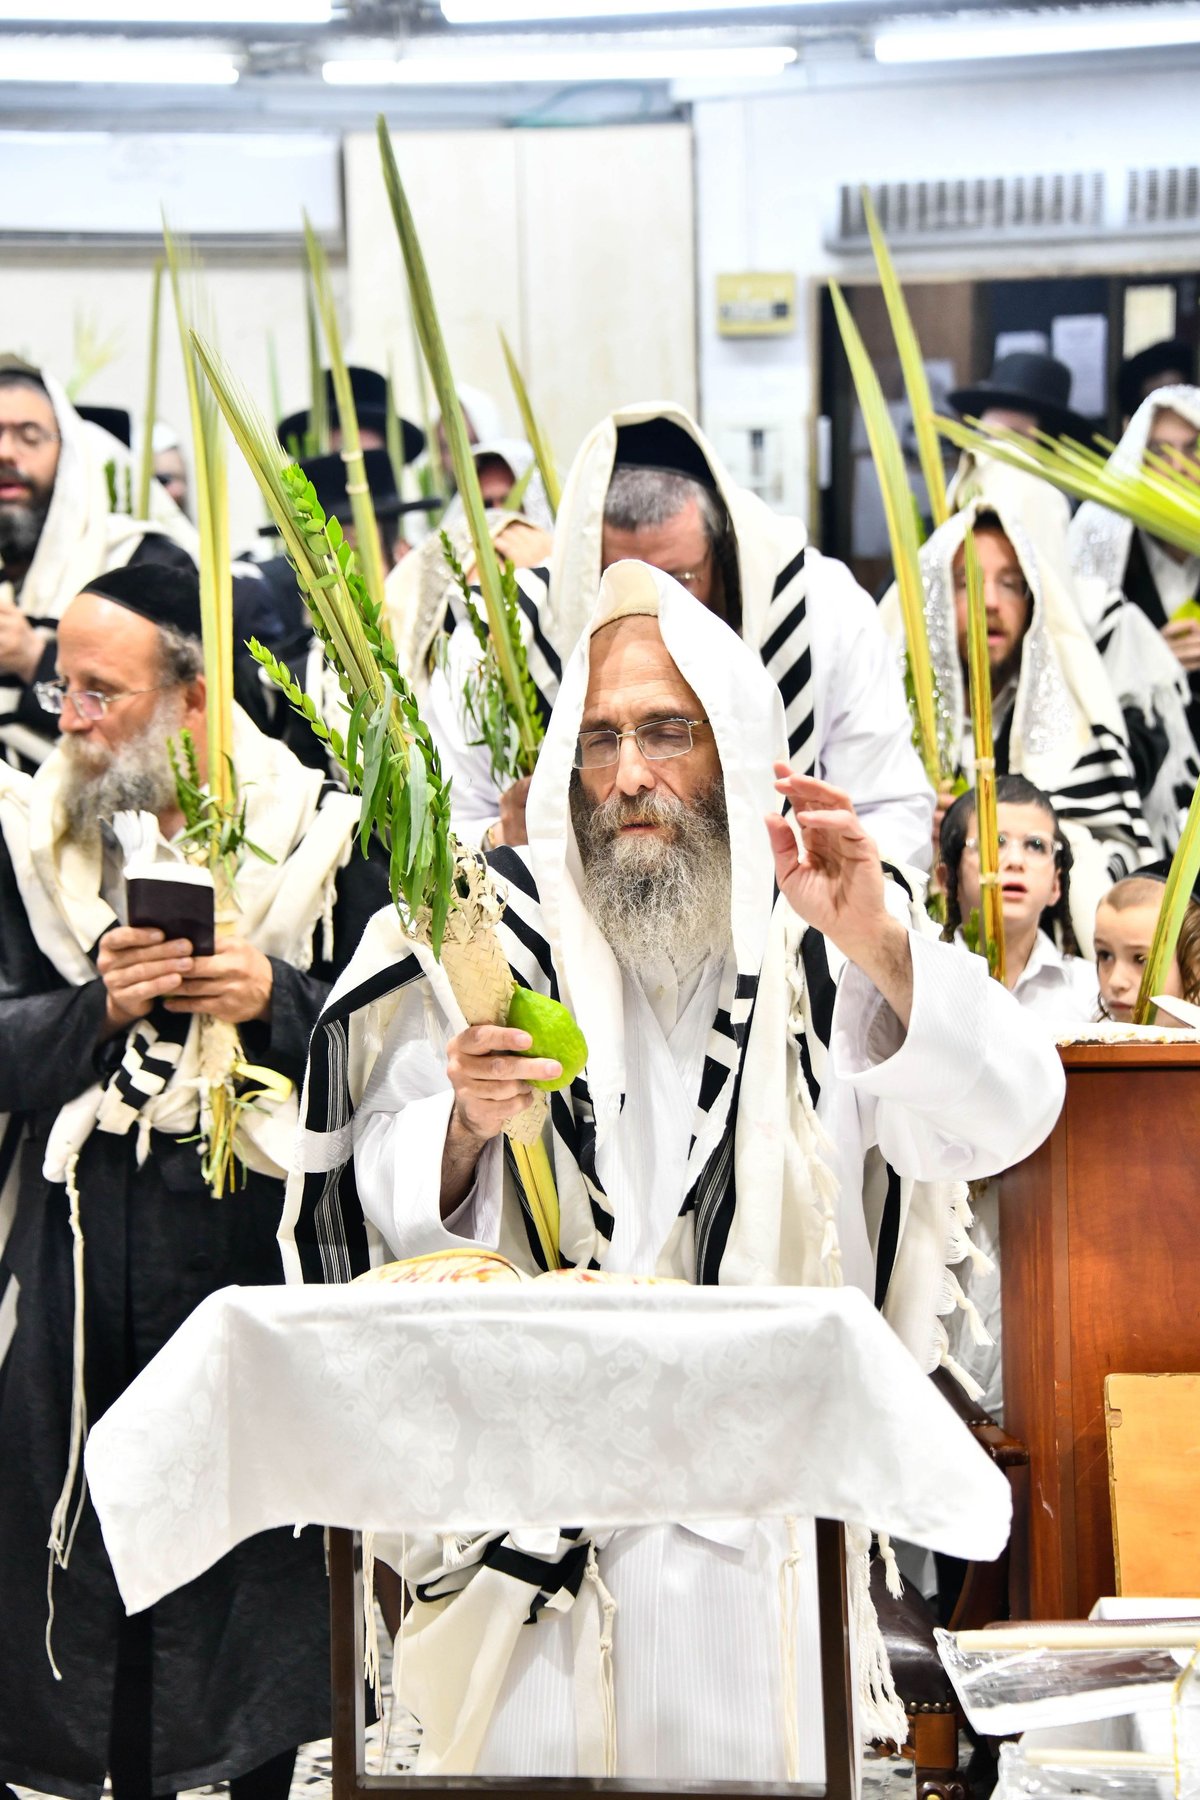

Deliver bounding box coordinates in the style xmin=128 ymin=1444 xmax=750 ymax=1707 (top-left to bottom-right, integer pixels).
xmin=59 ymin=699 xmax=185 ymax=843
xmin=569 ymin=775 xmax=732 ymax=979
xmin=0 ymin=494 xmax=49 ymax=565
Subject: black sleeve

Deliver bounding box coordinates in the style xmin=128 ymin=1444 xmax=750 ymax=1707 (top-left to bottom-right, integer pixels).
xmin=10 ymin=634 xmax=60 ymax=742
xmin=237 ymin=837 xmax=392 ymax=1085
xmin=1122 ymin=704 xmax=1170 ymax=799
xmin=0 ymin=831 xmax=112 ymax=1113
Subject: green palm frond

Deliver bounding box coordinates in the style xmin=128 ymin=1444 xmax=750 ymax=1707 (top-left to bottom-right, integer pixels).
xmin=829 ymin=278 xmax=946 ymax=787
xmin=303 ymin=213 xmax=388 ymax=618
xmin=378 ymin=116 xmax=542 ymax=776
xmin=192 ymin=335 xmax=458 ymax=953
xmin=936 ymin=415 xmax=1200 ymax=560
xmin=861 ymin=188 xmax=948 ymax=532
xmin=66 ymin=310 xmax=122 ymax=401
xmin=1135 ymin=778 xmax=1200 ymax=1024
xmin=135 ymin=262 xmax=163 ymax=522
xmin=304 ymin=272 xmax=330 ymax=457
xmin=162 ymin=221 xmax=234 ymax=819
xmin=499 ymin=328 xmax=561 ymax=517
xmin=963 ymin=526 xmax=1005 ymax=983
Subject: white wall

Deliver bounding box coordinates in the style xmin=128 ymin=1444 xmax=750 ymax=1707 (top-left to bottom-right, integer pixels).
xmin=343 ymin=121 xmax=696 ymax=479
xmin=1 ymin=251 xmax=342 ymax=551
xmin=694 ymin=61 xmax=1200 ymax=527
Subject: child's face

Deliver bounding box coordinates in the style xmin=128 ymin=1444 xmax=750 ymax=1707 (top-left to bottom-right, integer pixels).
xmin=1094 ymin=900 xmax=1183 ymax=1022
xmin=951 ymin=801 xmax=1061 ymax=935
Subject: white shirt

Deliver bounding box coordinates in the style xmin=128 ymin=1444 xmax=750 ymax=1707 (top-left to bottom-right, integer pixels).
xmin=1141 ymin=530 xmax=1200 ymax=618
xmin=952 ymin=926 xmax=1096 ymax=1027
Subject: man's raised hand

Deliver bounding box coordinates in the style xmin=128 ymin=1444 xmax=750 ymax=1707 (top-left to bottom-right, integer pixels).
xmin=765 ymin=766 xmax=914 ymax=1027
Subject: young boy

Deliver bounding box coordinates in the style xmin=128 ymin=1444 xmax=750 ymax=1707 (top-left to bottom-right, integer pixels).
xmin=1094 ymin=875 xmax=1200 ymax=1023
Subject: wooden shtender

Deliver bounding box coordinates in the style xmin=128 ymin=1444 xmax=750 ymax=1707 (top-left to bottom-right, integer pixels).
xmin=328 ymin=1519 xmax=857 ymax=1800
xmin=998 ymin=1041 xmax=1200 ymax=1620
xmin=1105 ymin=1371 xmax=1200 ymax=1597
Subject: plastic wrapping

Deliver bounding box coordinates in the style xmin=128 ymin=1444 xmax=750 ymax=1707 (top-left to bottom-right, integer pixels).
xmin=994 ymin=1735 xmax=1199 ymax=1800
xmin=936 ymin=1628 xmax=1200 ymax=1734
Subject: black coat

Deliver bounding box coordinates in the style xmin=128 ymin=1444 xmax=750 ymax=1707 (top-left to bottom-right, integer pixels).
xmin=0 ymin=830 xmax=389 ymax=1799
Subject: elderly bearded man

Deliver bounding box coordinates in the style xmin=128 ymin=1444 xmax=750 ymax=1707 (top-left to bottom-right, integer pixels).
xmin=0 ymin=566 xmax=389 ymax=1800
xmin=283 ymin=560 xmax=1065 ymax=1782
xmin=424 ymin=404 xmax=934 ymax=867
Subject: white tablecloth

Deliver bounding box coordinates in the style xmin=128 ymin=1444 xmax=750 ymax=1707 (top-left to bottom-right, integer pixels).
xmin=85 ymin=1282 xmax=1011 ymax=1614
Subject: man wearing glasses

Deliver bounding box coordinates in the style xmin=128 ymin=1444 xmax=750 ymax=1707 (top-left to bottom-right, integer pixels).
xmin=287 ymin=560 xmax=1063 ymax=1781
xmin=0 ymin=358 xmax=195 ymax=772
xmin=424 ymin=404 xmax=933 ymax=872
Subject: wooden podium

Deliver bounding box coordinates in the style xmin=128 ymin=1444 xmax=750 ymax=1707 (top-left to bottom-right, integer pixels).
xmin=999 ymin=1041 xmax=1200 ymax=1620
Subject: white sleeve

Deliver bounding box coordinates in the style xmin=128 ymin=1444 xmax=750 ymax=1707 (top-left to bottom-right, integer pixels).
xmin=351 ymin=1036 xmax=505 ymax=1260
xmin=422 ymin=625 xmax=504 ymax=847
xmin=831 ymin=928 xmax=1065 ymax=1183
xmin=807 ymin=550 xmax=935 ymax=872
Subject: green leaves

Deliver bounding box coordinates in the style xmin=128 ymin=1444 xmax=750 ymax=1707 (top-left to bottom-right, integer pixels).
xmin=376 ymin=116 xmax=543 ymax=778
xmin=499 ymin=328 xmax=561 ymax=518
xmin=830 ymin=278 xmax=947 ymax=788
xmin=861 ymin=188 xmax=948 ymax=532
xmin=1135 ymin=776 xmax=1200 ymax=1024
xmin=167 ymin=729 xmax=275 ymax=893
xmin=135 ymin=261 xmax=163 ymax=523
xmin=937 ymin=415 xmax=1200 ymax=561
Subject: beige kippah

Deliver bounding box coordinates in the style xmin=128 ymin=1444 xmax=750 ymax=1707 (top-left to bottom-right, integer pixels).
xmin=589 ymin=560 xmax=662 ymax=634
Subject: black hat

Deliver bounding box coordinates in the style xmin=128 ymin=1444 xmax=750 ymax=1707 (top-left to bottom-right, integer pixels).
xmin=1117 ymin=339 xmax=1197 ymax=421
xmin=948 ymin=352 xmax=1095 ymax=444
xmin=81 ymin=563 xmax=203 ymax=641
xmin=297 ymin=447 xmax=442 ymax=523
xmin=613 ymin=417 xmax=719 ymax=493
xmin=278 ymin=367 xmax=424 ymax=465
xmin=77 ymin=404 xmax=133 ymax=447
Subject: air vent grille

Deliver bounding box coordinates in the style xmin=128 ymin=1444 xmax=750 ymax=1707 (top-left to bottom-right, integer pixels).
xmin=1126 ymin=164 xmax=1200 ymax=228
xmin=834 ymin=173 xmax=1104 ymax=247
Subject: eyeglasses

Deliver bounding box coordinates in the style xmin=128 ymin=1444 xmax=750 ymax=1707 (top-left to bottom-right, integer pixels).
xmin=35 ymin=680 xmax=176 ymax=722
xmin=0 ymin=422 xmax=60 ymax=451
xmin=574 ymin=716 xmax=709 ymax=770
xmin=964 ymin=832 xmax=1057 ymax=862
xmin=662 ymin=548 xmax=713 ymax=596
xmin=952 ymin=569 xmax=1030 ymax=600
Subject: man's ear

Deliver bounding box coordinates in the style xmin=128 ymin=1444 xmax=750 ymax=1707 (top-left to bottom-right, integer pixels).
xmin=184 ymin=675 xmax=207 ymax=725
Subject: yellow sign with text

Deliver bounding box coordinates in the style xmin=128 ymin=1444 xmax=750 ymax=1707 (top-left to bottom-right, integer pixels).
xmin=716 ymin=271 xmax=797 ymax=338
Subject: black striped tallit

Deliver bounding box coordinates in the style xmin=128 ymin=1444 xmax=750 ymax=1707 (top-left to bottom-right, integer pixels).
xmin=1048 ymin=720 xmax=1154 ymax=878
xmin=287 ymin=852 xmax=843 ymax=1288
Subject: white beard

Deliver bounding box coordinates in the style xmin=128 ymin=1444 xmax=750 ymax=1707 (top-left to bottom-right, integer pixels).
xmin=59 ymin=695 xmax=187 ymax=842
xmin=570 ymin=777 xmax=732 ymax=979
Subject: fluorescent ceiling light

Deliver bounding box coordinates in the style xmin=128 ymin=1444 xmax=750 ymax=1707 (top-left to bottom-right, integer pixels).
xmin=0 ymin=43 xmax=239 ymax=80
xmin=441 ymin=0 xmax=806 ymax=20
xmin=325 ymin=43 xmax=796 ymax=80
xmin=875 ymin=8 xmax=1200 ymax=62
xmin=0 ymin=1 xmax=329 ymax=19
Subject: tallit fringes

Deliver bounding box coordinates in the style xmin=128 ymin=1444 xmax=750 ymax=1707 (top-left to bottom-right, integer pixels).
xmin=933 ymin=1318 xmax=987 ymax=1402
xmin=362 ymin=1529 xmax=383 ymax=1715
xmin=876 ymin=1532 xmax=904 ymax=1601
xmin=777 ymin=1514 xmax=804 ymax=1781
xmin=583 ymin=1543 xmax=619 ymax=1777
xmin=45 ymin=1150 xmax=88 ymax=1682
xmin=847 ymin=1523 xmax=908 ymax=1751
xmin=936 ymin=1266 xmax=994 ymax=1349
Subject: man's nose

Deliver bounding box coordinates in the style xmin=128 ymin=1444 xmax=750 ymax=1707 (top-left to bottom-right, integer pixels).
xmin=612 ymin=734 xmax=655 ymax=794
xmin=58 ymin=697 xmax=91 ymax=734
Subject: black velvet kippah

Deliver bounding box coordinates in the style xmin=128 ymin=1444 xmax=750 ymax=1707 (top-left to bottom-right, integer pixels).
xmin=613 ymin=418 xmax=719 ymax=493
xmin=81 ymin=563 xmax=203 ymax=642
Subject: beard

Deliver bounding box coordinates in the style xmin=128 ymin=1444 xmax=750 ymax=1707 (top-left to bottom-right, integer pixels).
xmin=0 ymin=470 xmax=51 ymax=565
xmin=569 ymin=775 xmax=732 ymax=979
xmin=58 ymin=695 xmax=186 ymax=843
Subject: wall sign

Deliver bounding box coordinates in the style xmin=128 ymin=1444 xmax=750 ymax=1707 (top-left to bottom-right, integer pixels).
xmin=716 ymin=271 xmax=796 ymax=338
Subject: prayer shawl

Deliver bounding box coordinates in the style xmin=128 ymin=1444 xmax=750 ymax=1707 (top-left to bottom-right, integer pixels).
xmin=281 ymin=563 xmax=1008 ymax=1770
xmin=880 ymin=473 xmax=1152 ymax=950
xmin=0 ymin=706 xmax=361 ymax=1217
xmin=0 ymin=374 xmax=198 ymax=768
xmin=1068 ymin=385 xmax=1200 ymax=853
xmin=383 ymin=507 xmax=554 ymax=701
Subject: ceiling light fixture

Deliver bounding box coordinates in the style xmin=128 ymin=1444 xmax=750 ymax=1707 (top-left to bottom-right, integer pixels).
xmin=440 ymin=0 xmax=808 ymax=21
xmin=0 ymin=0 xmax=329 ymax=21
xmin=874 ymin=7 xmax=1200 ymax=62
xmin=324 ymin=43 xmax=797 ymax=81
xmin=0 ymin=42 xmax=240 ymax=81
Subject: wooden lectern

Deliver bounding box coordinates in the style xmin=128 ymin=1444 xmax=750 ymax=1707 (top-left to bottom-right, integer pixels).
xmin=999 ymin=1041 xmax=1200 ymax=1620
